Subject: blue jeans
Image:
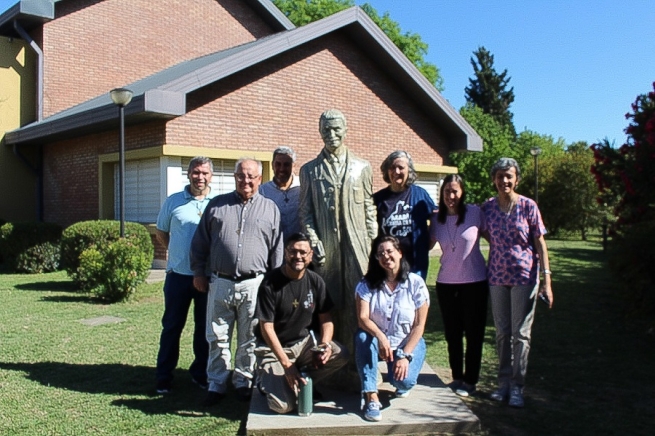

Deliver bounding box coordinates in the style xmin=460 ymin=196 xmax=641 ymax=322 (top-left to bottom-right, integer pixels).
xmin=156 ymin=272 xmax=209 ymax=383
xmin=354 ymin=329 xmax=426 ymax=393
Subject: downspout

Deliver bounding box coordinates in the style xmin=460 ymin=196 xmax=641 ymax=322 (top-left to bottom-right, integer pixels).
xmin=13 ymin=20 xmax=43 ymax=121
xmin=11 ymin=20 xmax=45 ymax=221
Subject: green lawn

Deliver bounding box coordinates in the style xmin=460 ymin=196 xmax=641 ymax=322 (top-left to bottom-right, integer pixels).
xmin=0 ymin=239 xmax=652 ymax=435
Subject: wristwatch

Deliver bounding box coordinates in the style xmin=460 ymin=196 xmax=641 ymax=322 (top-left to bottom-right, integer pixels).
xmin=397 ymin=348 xmax=413 ymax=363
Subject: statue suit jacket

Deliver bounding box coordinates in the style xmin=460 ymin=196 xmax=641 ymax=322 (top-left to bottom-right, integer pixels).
xmin=299 ymin=147 xmax=378 ymax=277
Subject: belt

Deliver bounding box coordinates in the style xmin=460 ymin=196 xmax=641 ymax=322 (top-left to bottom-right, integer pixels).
xmin=216 ymin=272 xmax=261 ymax=282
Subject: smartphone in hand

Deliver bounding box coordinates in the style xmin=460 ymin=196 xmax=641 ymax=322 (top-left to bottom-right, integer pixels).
xmin=539 ymin=292 xmax=550 ymax=306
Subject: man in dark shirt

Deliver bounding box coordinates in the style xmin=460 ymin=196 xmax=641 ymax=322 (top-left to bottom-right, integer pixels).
xmin=255 ymin=232 xmax=348 ymax=414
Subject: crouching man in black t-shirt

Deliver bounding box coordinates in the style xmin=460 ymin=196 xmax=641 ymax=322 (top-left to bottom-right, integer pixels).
xmin=255 ymin=232 xmax=349 ymax=414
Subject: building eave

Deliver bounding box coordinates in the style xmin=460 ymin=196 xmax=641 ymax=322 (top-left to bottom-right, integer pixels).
xmin=5 ymin=90 xmax=185 ymax=145
xmin=0 ymin=0 xmax=55 ymax=37
xmin=5 ymin=6 xmax=481 ymax=152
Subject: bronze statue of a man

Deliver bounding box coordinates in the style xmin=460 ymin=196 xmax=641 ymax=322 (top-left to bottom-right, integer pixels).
xmin=299 ymin=109 xmax=377 ymax=364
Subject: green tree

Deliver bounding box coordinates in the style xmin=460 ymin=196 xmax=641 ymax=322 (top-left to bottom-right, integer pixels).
xmin=272 ymin=0 xmax=444 ymax=90
xmin=538 ymin=142 xmax=606 ymax=239
xmin=450 ymin=104 xmax=515 ymax=204
xmin=465 ymin=46 xmax=516 ymax=135
xmin=272 ymin=0 xmax=353 ymax=26
xmin=514 ymin=130 xmax=566 ymax=200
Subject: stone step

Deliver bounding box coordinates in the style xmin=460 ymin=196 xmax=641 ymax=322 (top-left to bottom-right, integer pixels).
xmin=246 ymin=361 xmax=480 ymax=435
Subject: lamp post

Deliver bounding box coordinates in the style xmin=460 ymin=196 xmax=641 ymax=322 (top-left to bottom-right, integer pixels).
xmin=530 ymin=146 xmax=542 ymax=203
xmin=109 ymin=88 xmax=133 ymax=237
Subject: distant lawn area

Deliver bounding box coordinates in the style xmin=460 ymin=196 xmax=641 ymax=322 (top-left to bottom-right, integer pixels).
xmin=0 ymin=238 xmax=652 ymax=435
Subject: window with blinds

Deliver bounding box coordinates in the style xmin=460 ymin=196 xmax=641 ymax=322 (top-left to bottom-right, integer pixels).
xmin=114 ymin=157 xmax=238 ymax=223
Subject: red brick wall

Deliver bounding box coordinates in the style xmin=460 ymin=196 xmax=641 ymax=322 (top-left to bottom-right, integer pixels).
xmin=43 ymin=120 xmax=166 ymax=227
xmin=40 ymin=0 xmax=275 ymax=117
xmin=168 ymin=33 xmax=450 ymax=192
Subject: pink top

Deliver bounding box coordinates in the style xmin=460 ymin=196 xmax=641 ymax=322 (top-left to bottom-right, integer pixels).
xmin=430 ymin=205 xmax=488 ymax=284
xmin=481 ymin=195 xmax=546 ymax=286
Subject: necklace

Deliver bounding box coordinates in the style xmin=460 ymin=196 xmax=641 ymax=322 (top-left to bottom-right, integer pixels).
xmin=194 ymin=200 xmax=204 ymax=217
xmin=385 ymin=278 xmax=398 ymax=291
xmin=446 ymin=216 xmax=457 ymax=252
xmin=499 ymin=196 xmax=516 ymax=231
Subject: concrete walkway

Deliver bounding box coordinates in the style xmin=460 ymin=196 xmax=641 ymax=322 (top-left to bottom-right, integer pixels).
xmin=146 ymin=269 xmax=166 ymax=284
xmin=246 ymin=362 xmax=479 ymax=435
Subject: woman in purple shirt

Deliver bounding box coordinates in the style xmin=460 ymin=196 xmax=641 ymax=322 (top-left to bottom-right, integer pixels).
xmin=430 ymin=174 xmax=488 ymax=398
xmin=481 ymin=157 xmax=553 ymax=408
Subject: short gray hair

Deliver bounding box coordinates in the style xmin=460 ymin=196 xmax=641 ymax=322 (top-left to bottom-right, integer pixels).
xmin=490 ymin=157 xmax=521 ymax=180
xmin=235 ymin=158 xmax=263 ymax=175
xmin=380 ymin=150 xmax=417 ymax=185
xmin=319 ymin=109 xmax=347 ymax=129
xmin=273 ymin=146 xmax=296 ymax=163
xmin=188 ymin=156 xmax=213 ymax=173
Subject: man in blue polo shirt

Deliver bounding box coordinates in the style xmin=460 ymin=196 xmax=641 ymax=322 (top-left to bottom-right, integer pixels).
xmin=155 ymin=156 xmax=216 ymax=394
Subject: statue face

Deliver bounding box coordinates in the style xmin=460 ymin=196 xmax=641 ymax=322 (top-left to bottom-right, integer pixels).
xmin=320 ymin=118 xmax=347 ymax=153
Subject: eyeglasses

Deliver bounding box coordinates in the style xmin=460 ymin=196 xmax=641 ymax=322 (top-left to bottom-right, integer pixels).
xmin=375 ymin=248 xmax=396 ymax=259
xmin=286 ymin=248 xmax=311 ymax=258
xmin=235 ymin=173 xmax=260 ymax=182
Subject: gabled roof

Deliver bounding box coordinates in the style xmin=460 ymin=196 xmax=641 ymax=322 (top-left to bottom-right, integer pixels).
xmin=0 ymin=0 xmax=293 ymax=37
xmin=5 ymin=6 xmax=482 ymax=152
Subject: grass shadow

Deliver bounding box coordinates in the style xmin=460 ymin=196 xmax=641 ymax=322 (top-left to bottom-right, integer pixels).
xmin=0 ymin=361 xmax=249 ymax=423
xmin=39 ymin=294 xmax=102 ymax=304
xmin=15 ymin=280 xmax=78 ymax=292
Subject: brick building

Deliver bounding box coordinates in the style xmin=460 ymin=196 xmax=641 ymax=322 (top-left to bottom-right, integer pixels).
xmin=0 ymin=0 xmax=481 ymax=265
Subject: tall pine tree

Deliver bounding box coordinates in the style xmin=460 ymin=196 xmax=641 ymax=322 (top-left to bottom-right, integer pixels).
xmin=465 ymin=46 xmax=516 ymax=136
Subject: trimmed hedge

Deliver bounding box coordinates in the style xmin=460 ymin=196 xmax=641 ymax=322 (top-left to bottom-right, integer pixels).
xmin=78 ymin=237 xmax=152 ymax=302
xmin=61 ymin=220 xmax=154 ymax=290
xmin=0 ymin=222 xmax=63 ymax=273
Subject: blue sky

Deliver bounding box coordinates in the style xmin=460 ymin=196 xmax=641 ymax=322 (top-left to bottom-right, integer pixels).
xmin=358 ymin=0 xmax=655 ymax=146
xmin=2 ymin=0 xmax=653 ymax=146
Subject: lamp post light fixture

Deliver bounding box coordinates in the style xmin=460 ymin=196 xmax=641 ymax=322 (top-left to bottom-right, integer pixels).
xmin=109 ymin=88 xmax=133 ymax=237
xmin=530 ymin=146 xmax=542 ymax=204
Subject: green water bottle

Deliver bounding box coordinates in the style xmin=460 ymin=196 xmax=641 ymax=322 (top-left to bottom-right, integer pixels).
xmin=298 ymin=372 xmax=313 ymax=416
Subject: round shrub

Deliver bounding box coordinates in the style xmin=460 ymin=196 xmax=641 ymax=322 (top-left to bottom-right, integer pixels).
xmin=16 ymin=242 xmax=61 ymax=274
xmin=61 ymin=220 xmax=153 ymax=286
xmin=0 ymin=222 xmax=63 ymax=273
xmin=78 ymin=238 xmax=152 ymax=302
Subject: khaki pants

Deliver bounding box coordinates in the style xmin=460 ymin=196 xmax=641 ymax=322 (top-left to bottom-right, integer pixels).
xmin=255 ymin=335 xmax=349 ymax=414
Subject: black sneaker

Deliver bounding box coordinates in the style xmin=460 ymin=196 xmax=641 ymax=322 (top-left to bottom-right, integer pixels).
xmin=202 ymin=391 xmax=225 ymax=407
xmin=191 ymin=377 xmax=208 ymax=390
xmin=236 ymin=387 xmax=252 ymax=402
xmin=156 ymin=380 xmax=172 ymax=394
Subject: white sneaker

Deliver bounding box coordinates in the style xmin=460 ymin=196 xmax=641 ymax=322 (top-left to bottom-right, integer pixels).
xmin=394 ymin=389 xmax=410 ymax=398
xmin=455 ymin=382 xmax=476 ymax=397
xmin=490 ymin=384 xmax=509 ymax=402
xmin=364 ymin=401 xmax=382 ymax=421
xmin=508 ymin=386 xmax=524 ymax=408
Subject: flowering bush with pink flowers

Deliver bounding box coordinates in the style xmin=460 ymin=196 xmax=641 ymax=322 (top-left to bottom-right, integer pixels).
xmin=591 ymin=83 xmax=655 ymax=316
xmin=591 ymin=82 xmax=655 ymax=230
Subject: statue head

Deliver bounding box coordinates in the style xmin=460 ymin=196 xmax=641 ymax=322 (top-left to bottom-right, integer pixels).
xmin=319 ymin=109 xmax=347 ymax=153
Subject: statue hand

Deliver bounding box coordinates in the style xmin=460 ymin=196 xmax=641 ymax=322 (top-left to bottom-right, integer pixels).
xmin=313 ymin=239 xmax=326 ymax=265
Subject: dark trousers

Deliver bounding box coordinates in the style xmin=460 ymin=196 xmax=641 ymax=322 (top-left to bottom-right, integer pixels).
xmin=156 ymin=272 xmax=209 ymax=383
xmin=436 ymin=280 xmax=489 ymax=385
